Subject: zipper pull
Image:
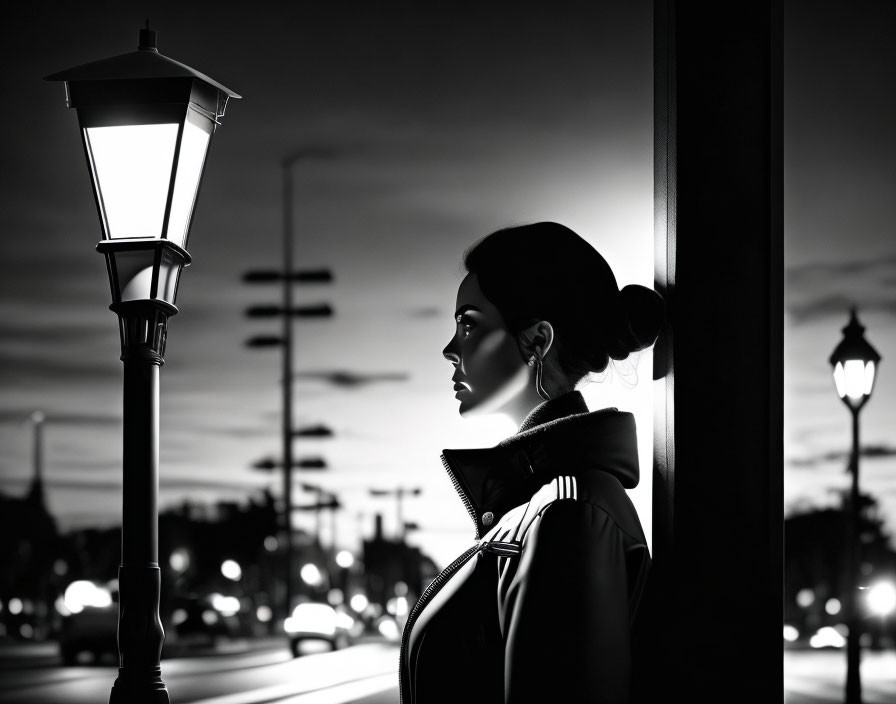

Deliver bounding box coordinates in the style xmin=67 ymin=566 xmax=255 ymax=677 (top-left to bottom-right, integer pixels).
xmin=482 ymin=540 xmax=521 ymax=557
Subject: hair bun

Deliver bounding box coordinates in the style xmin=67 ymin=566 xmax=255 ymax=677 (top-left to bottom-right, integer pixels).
xmin=616 ymin=285 xmax=665 ymax=355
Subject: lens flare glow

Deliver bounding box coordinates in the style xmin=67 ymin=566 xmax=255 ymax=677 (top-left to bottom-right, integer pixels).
xmin=783 ymin=625 xmax=799 ymax=642
xmin=825 ymin=598 xmax=842 ymax=615
xmin=285 ymin=603 xmax=337 ymax=635
xmin=387 ymin=596 xmax=409 ymax=617
xmin=796 ymin=588 xmax=814 ymax=608
xmin=810 ymin=626 xmax=846 ymax=649
xmin=221 ymin=559 xmax=242 ymax=581
xmin=350 ymin=594 xmax=369 ymax=612
xmin=63 ymin=581 xmax=112 ymax=614
xmin=210 ymin=593 xmax=240 ymax=616
xmin=54 ymin=596 xmax=70 ymax=617
xmin=867 ymin=581 xmax=896 ymax=617
xmin=377 ymin=617 xmax=400 ymax=640
xmin=301 ymin=563 xmax=323 ymax=586
xmin=169 ymin=549 xmax=190 ymax=572
xmin=336 ymin=550 xmax=355 ymax=569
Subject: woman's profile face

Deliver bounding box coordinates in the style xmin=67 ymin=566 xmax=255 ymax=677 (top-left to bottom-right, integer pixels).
xmin=442 ymin=273 xmax=530 ymax=417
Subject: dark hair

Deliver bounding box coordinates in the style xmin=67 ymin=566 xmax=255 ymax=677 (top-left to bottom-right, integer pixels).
xmin=463 ymin=222 xmax=664 ymax=383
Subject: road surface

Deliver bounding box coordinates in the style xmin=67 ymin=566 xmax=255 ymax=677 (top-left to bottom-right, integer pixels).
xmin=0 ymin=639 xmax=399 ymax=704
xmin=2 ymin=639 xmax=894 ymax=703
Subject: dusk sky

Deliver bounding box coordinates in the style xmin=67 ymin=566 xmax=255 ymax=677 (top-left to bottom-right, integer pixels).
xmin=2 ymin=1 xmax=895 ymax=569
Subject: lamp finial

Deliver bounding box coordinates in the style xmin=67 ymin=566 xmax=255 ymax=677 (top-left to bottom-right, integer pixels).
xmin=844 ymin=306 xmax=865 ymax=337
xmin=138 ymin=21 xmax=158 ymax=52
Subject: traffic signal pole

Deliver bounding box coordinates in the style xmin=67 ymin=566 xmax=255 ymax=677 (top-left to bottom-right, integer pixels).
xmin=243 ymin=159 xmax=334 ymax=623
xmin=282 ymin=158 xmax=296 ymax=620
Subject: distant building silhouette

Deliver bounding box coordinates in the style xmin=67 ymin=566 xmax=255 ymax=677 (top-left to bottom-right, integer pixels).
xmin=785 ymin=494 xmax=896 ymax=649
xmin=362 ymin=513 xmax=438 ymax=611
xmin=0 ymin=452 xmax=60 ymax=640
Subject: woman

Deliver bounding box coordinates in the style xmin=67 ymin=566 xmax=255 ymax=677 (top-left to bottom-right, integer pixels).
xmin=398 ymin=222 xmax=664 ymax=703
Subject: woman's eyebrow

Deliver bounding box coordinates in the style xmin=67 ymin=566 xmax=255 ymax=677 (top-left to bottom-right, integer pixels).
xmin=454 ymin=304 xmax=482 ymax=318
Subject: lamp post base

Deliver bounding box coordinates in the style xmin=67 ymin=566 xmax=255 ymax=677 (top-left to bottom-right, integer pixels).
xmin=109 ymin=669 xmax=170 ymax=704
xmin=109 ymin=564 xmax=169 ymax=704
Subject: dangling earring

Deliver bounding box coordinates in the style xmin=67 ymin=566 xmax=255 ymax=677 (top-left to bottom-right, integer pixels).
xmin=534 ymin=355 xmax=550 ymax=401
xmin=527 ymin=355 xmax=536 ymax=367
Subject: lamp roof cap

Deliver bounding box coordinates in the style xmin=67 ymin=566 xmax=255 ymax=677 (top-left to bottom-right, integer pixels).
xmin=828 ymin=306 xmax=881 ymax=366
xmin=44 ymin=26 xmax=241 ymax=99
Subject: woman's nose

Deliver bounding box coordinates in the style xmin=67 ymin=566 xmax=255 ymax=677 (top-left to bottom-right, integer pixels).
xmin=442 ymin=338 xmax=460 ymax=364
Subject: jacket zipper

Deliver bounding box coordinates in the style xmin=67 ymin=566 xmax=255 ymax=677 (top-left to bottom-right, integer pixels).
xmin=440 ymin=453 xmax=480 ymax=539
xmin=399 ymin=454 xmax=482 ymax=703
xmin=398 ymin=542 xmax=484 ymax=704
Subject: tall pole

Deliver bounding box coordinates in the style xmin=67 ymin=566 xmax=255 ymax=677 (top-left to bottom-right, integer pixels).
xmin=32 ymin=412 xmax=44 ymax=487
xmin=282 ymin=159 xmax=295 ymax=620
xmin=397 ymin=489 xmax=405 ymax=542
xmin=845 ymin=406 xmax=862 ymax=704
xmin=109 ymin=302 xmax=174 ymax=704
xmin=29 ymin=411 xmax=46 ymax=505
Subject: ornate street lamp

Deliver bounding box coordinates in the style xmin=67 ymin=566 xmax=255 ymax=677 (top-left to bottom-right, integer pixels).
xmin=47 ymin=26 xmax=239 ymax=704
xmin=829 ymin=307 xmax=881 ymax=704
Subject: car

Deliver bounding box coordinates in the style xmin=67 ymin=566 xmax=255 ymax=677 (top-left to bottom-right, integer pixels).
xmin=59 ymin=604 xmax=118 ymax=665
xmin=284 ymin=603 xmax=354 ymax=657
xmin=58 ymin=580 xmax=118 ymax=665
xmin=167 ymin=594 xmax=234 ymax=649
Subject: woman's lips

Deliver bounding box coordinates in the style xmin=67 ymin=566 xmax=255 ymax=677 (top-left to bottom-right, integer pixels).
xmin=453 ymin=380 xmax=471 ymax=392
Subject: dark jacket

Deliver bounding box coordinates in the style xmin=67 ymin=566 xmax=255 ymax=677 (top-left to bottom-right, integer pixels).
xmin=399 ymin=391 xmax=651 ymax=703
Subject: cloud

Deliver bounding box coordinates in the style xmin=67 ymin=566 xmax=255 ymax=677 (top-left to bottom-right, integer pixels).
xmin=788 ymin=295 xmax=896 ymax=325
xmin=0 ymin=409 xmax=120 ymax=426
xmin=293 ymin=369 xmax=410 ymax=387
xmin=0 ymin=474 xmax=268 ymax=493
xmin=191 ymin=423 xmax=277 ymax=439
xmin=786 ymin=255 xmax=896 ymax=324
xmin=787 ymin=443 xmax=896 ymax=468
xmin=0 ymin=351 xmax=118 ymax=388
xmin=786 ymin=255 xmax=896 ymax=284
xmin=410 ymin=306 xmax=442 ymax=318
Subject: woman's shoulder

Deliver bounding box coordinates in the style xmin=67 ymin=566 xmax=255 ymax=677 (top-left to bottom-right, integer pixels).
xmin=482 ymin=473 xmax=646 ymax=549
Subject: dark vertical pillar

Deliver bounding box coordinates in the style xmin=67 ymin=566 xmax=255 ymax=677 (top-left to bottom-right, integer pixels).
xmin=845 ymin=408 xmax=861 ymax=704
xmin=653 ymin=2 xmax=784 ymax=702
xmin=110 ymin=308 xmax=170 ymax=703
xmin=115 ymin=359 xmax=165 ymax=694
xmin=282 ymin=161 xmax=295 ymax=620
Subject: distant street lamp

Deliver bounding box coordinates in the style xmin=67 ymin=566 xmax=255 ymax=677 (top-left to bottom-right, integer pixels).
xmin=829 ymin=306 xmax=881 ymax=704
xmin=47 ymin=25 xmax=238 ymax=704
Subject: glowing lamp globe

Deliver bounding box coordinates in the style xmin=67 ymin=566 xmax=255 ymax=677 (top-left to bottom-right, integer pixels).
xmin=829 ymin=308 xmax=881 ymax=411
xmin=45 ymin=26 xmax=240 ymax=310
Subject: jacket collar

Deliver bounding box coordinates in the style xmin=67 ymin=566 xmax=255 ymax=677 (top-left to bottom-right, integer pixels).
xmin=440 ymin=391 xmax=640 ymax=537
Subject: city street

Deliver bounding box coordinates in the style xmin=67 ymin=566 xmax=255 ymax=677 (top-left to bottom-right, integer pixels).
xmin=2 ymin=639 xmax=895 ymax=703
xmin=784 ymin=649 xmax=896 ymax=704
xmin=0 ymin=639 xmax=399 ymax=704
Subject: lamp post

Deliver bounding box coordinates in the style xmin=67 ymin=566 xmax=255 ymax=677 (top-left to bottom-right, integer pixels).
xmin=47 ymin=26 xmax=238 ymax=704
xmin=829 ymin=307 xmax=881 ymax=704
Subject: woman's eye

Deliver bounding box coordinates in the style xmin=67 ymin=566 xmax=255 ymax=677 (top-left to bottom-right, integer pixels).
xmin=456 ymin=316 xmax=475 ymax=338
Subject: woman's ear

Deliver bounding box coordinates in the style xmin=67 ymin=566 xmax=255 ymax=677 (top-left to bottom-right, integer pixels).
xmin=518 ymin=320 xmax=555 ymax=359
